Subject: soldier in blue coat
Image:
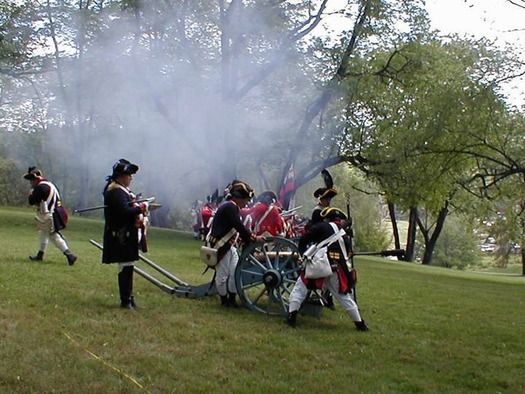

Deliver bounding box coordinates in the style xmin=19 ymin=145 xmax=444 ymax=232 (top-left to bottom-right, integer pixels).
xmin=207 ymin=180 xmax=265 ymax=307
xmin=23 ymin=167 xmax=77 ymax=265
xmin=102 ymin=159 xmax=148 ymax=310
xmin=286 ymin=207 xmax=368 ymax=331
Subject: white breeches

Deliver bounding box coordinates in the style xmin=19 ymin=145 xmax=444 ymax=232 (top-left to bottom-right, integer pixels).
xmin=215 ymin=246 xmax=239 ymax=296
xmin=118 ymin=262 xmax=135 ymax=273
xmin=36 ymin=217 xmax=69 ymax=253
xmin=288 ymin=273 xmax=362 ymax=322
xmin=38 ymin=229 xmax=69 ymax=253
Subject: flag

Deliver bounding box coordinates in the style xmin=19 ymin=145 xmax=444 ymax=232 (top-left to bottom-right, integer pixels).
xmin=278 ymin=163 xmax=296 ymax=210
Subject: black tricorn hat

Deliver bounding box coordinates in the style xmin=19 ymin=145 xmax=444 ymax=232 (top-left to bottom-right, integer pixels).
xmin=112 ymin=159 xmax=139 ymax=177
xmin=320 ymin=207 xmax=347 ymax=221
xmin=228 ymin=180 xmax=254 ymax=199
xmin=23 ymin=166 xmax=43 ymax=180
xmin=313 ymin=187 xmax=337 ymax=199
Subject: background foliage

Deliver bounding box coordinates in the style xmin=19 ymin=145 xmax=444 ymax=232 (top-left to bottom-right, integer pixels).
xmin=2 ymin=0 xmax=525 ymax=268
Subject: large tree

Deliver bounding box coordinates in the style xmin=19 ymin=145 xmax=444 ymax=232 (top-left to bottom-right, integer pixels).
xmin=1 ymin=1 xmax=429 ymax=214
xmin=335 ymin=37 xmax=524 ymax=264
xmin=3 ymin=0 xmax=525 ymax=257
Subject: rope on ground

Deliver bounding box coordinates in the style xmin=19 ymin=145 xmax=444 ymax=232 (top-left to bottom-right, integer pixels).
xmin=62 ymin=331 xmax=150 ymax=393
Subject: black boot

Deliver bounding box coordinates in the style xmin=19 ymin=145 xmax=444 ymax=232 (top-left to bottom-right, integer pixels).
xmin=64 ymin=250 xmax=77 ymax=266
xmin=228 ymin=292 xmax=239 ymax=308
xmin=118 ymin=267 xmax=135 ymax=310
xmin=128 ymin=268 xmax=138 ymax=309
xmin=324 ymin=291 xmax=335 ymax=310
xmin=354 ymin=320 xmax=369 ymax=332
xmin=286 ymin=310 xmax=298 ymax=328
xmin=29 ymin=251 xmax=44 ymax=261
xmin=220 ymin=295 xmax=229 ymax=307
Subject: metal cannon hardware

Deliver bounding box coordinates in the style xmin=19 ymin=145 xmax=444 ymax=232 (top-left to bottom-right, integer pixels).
xmin=252 ymin=250 xmax=299 ymax=262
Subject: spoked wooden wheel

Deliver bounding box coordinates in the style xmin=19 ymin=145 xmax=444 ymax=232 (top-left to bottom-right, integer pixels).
xmin=235 ymin=236 xmax=301 ymax=316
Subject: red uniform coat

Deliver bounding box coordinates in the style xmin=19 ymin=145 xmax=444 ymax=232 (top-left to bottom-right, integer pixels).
xmin=248 ymin=203 xmax=284 ymax=236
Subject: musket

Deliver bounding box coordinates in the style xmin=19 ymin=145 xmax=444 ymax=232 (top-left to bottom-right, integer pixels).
xmin=280 ymin=206 xmax=302 ymax=217
xmin=73 ymin=205 xmax=106 ymax=214
xmin=346 ymin=197 xmax=357 ymax=302
xmin=73 ymin=197 xmax=157 ymax=214
xmin=353 ymin=249 xmax=406 ymax=258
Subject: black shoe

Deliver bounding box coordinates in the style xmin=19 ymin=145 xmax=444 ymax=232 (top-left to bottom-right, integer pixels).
xmin=64 ymin=250 xmax=77 ymax=266
xmin=286 ymin=311 xmax=298 ymax=328
xmin=228 ymin=293 xmax=239 ymax=308
xmin=120 ymin=303 xmax=137 ymax=311
xmin=220 ymin=295 xmax=229 ymax=307
xmin=325 ymin=295 xmax=335 ymax=310
xmin=354 ymin=320 xmax=369 ymax=332
xmin=29 ymin=251 xmax=44 ymax=261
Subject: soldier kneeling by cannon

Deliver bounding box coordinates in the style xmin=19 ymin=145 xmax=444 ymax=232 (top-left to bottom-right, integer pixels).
xmin=287 ymin=207 xmax=369 ymax=331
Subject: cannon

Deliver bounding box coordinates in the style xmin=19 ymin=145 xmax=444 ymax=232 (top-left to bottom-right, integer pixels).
xmin=90 ymin=236 xmax=302 ymax=314
xmin=234 ymin=236 xmax=302 ymax=315
xmin=90 ymin=237 xmax=404 ymax=316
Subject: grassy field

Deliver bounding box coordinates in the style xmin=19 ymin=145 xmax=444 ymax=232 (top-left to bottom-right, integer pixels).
xmin=1 ymin=206 xmax=524 ymax=393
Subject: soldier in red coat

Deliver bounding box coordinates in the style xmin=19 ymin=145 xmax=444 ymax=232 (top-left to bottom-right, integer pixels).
xmin=247 ymin=191 xmax=285 ymax=237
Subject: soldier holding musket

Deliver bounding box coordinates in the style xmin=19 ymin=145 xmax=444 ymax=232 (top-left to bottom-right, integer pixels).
xmin=307 ymin=170 xmax=338 ymax=308
xmin=102 ymin=159 xmax=149 ymax=310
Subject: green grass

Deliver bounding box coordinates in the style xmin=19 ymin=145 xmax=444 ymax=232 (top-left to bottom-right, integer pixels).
xmin=1 ymin=206 xmax=524 ymax=393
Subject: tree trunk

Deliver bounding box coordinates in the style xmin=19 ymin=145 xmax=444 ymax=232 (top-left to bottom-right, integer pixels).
xmin=419 ymin=202 xmax=449 ymax=265
xmin=522 ymin=248 xmax=525 ymax=276
xmin=387 ymin=201 xmax=401 ymax=250
xmin=279 ymin=1 xmax=372 ymax=193
xmin=405 ymin=206 xmax=418 ymax=261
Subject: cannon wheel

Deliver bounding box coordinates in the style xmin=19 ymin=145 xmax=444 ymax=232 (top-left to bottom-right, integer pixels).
xmin=235 ymin=236 xmax=301 ymax=316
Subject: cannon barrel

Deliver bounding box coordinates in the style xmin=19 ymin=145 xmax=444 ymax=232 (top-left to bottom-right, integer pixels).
xmin=252 ymin=250 xmax=300 ymax=262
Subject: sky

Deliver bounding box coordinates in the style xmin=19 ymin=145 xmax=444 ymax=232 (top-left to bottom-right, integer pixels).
xmin=322 ymin=0 xmax=525 ymax=106
xmin=425 ymin=0 xmax=525 ymax=107
xmin=426 ymin=0 xmax=524 ymax=42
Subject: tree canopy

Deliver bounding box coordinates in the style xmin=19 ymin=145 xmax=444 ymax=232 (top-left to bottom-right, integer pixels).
xmin=1 ymin=0 xmax=525 ymax=269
